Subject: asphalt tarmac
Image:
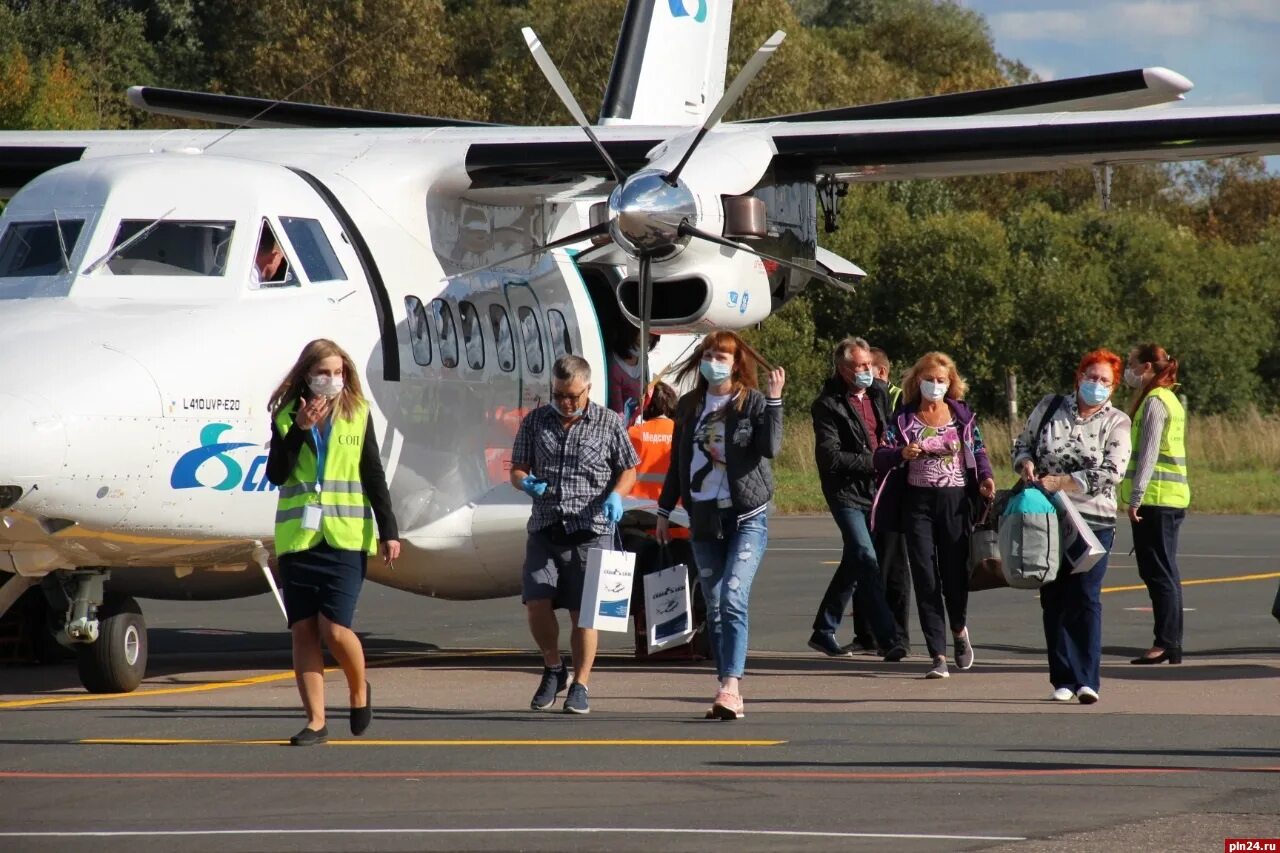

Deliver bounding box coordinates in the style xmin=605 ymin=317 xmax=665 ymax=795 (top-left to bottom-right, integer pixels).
xmin=1 ymin=514 xmax=1277 ymax=852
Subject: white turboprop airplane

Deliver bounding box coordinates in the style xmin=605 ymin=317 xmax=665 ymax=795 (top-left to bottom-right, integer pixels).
xmin=2 ymin=0 xmax=1279 ymax=693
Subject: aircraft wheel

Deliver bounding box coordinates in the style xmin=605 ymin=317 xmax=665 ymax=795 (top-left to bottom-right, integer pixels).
xmin=76 ymin=595 xmax=147 ymax=693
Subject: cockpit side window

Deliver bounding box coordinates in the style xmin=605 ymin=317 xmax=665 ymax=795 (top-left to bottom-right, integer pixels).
xmin=279 ymin=216 xmax=347 ymax=283
xmin=250 ymin=220 xmax=292 ymax=287
xmin=105 ymin=220 xmax=234 ymax=276
xmin=0 ymin=220 xmax=84 ymax=277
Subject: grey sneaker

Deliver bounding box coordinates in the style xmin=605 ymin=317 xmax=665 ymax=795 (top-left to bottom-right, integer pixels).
xmin=925 ymin=656 xmax=950 ymax=679
xmin=954 ymin=630 xmax=974 ymax=670
xmin=563 ymin=682 xmax=590 ymax=715
xmin=530 ymin=659 xmax=569 ymax=711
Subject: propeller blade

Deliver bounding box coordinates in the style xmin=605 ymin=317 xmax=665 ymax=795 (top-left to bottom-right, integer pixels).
xmin=443 ymin=221 xmax=610 ymax=280
xmin=638 ymin=254 xmax=652 ymax=399
xmin=523 ymin=27 xmax=627 ymax=185
xmin=677 ymin=222 xmax=854 ymax=293
xmin=665 ymin=30 xmax=786 ymax=186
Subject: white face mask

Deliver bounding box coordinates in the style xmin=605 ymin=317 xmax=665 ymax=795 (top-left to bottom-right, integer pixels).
xmin=1123 ymin=366 xmax=1145 ymax=389
xmin=920 ymin=379 xmax=948 ymax=401
xmin=308 ymin=374 xmax=344 ymax=399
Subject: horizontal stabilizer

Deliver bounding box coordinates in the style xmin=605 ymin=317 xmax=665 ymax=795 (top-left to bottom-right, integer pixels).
xmin=815 ymin=247 xmax=865 ymax=282
xmin=127 ymin=86 xmax=503 ymax=129
xmin=743 ymin=68 xmax=1193 ymax=124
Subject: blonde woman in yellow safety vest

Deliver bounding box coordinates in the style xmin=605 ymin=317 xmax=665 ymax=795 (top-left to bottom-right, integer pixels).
xmin=1120 ymin=343 xmax=1189 ymax=666
xmin=266 ymin=339 xmax=400 ymax=745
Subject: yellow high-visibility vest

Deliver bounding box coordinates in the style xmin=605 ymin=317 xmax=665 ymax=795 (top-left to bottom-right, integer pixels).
xmin=1120 ymin=386 xmax=1189 ymax=508
xmin=273 ymin=400 xmax=377 ymax=556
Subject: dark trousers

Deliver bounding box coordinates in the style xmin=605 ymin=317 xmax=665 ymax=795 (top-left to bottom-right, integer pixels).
xmin=1130 ymin=506 xmax=1185 ymax=650
xmin=853 ymin=530 xmax=912 ymax=647
xmin=812 ymin=507 xmax=898 ymax=648
xmin=904 ymin=486 xmax=969 ymax=660
xmin=1040 ymin=526 xmax=1115 ymax=692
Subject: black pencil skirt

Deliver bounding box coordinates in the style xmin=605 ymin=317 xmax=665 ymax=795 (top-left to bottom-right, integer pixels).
xmin=278 ymin=540 xmax=368 ymax=628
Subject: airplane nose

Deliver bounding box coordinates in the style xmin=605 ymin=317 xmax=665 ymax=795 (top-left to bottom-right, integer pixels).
xmin=0 ymin=392 xmax=67 ymax=480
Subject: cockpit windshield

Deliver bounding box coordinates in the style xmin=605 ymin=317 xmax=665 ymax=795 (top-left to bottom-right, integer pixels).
xmin=104 ymin=220 xmax=234 ymax=276
xmin=0 ymin=220 xmax=84 ymax=277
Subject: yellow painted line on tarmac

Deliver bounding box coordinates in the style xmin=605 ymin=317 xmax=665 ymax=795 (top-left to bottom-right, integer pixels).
xmin=79 ymin=738 xmax=784 ymax=747
xmin=0 ymin=669 xmax=306 ymax=709
xmin=1103 ymin=571 xmax=1280 ymax=594
xmin=0 ymin=649 xmax=587 ymax=710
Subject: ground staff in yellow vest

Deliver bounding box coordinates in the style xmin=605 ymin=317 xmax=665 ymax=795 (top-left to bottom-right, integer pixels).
xmin=266 ymin=339 xmax=400 ymax=746
xmin=1120 ymin=343 xmax=1188 ymax=666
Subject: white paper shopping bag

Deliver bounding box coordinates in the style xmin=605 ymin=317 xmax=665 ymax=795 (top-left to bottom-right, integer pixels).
xmin=578 ymin=542 xmax=637 ymax=632
xmin=644 ymin=564 xmax=694 ymax=653
xmin=1051 ymin=492 xmax=1107 ymax=574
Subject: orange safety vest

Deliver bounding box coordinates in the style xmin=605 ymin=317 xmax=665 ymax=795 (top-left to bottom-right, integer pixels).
xmin=629 ymin=416 xmax=673 ymax=500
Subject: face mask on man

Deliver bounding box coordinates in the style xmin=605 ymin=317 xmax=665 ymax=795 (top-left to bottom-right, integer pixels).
xmin=851 ymin=369 xmax=874 ymax=389
xmin=307 ymin=374 xmax=344 ymax=399
xmin=1123 ymin=366 xmax=1145 ymax=389
xmin=920 ymin=379 xmax=948 ymax=401
xmin=700 ymin=359 xmax=732 ymax=384
xmin=1079 ymin=379 xmax=1112 ymax=406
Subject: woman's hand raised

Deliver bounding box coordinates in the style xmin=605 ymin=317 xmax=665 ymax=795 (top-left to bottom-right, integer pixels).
xmin=294 ymin=396 xmax=330 ymax=430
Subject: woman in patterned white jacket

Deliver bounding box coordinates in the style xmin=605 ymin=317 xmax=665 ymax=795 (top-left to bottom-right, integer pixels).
xmin=1011 ymin=349 xmax=1132 ymax=706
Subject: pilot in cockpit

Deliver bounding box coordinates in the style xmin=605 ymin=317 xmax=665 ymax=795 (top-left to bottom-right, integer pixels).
xmin=252 ymin=225 xmax=289 ymax=286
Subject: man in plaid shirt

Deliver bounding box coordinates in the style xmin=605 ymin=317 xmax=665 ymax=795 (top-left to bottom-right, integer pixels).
xmin=510 ymin=354 xmax=638 ymax=715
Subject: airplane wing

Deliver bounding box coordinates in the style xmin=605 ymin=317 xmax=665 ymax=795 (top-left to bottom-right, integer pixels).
xmin=126 ymin=86 xmax=504 ymax=129
xmin=764 ymin=105 xmax=1280 ymax=182
xmin=739 ymin=67 xmax=1193 ymax=123
xmin=461 ymin=104 xmax=1280 ymax=186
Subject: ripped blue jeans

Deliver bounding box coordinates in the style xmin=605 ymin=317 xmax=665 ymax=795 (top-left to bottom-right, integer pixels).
xmin=689 ymin=510 xmax=768 ymax=680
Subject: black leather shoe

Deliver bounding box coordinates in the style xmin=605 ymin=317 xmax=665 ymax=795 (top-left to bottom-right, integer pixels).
xmin=1130 ymin=648 xmax=1182 ymax=665
xmin=290 ymin=725 xmax=328 ymax=746
xmin=351 ymin=681 xmax=372 ymax=736
xmin=882 ymin=644 xmax=908 ymax=662
xmin=808 ymin=631 xmax=853 ymax=658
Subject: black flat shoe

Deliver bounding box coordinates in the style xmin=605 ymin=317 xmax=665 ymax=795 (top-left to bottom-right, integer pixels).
xmin=289 ymin=725 xmax=328 ymax=746
xmin=1130 ymin=648 xmax=1182 ymax=665
xmin=351 ymin=681 xmax=372 ymax=736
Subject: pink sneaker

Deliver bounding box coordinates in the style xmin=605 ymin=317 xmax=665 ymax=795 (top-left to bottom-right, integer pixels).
xmin=710 ymin=689 xmax=744 ymax=720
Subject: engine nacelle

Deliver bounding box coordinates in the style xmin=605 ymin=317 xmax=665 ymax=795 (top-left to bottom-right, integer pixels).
xmin=616 ymin=237 xmax=772 ymax=332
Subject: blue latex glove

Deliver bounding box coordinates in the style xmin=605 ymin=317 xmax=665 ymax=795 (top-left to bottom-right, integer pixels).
xmin=603 ymin=491 xmax=624 ymax=523
xmin=623 ymin=397 xmax=638 ymax=424
xmin=521 ymin=475 xmax=548 ymax=497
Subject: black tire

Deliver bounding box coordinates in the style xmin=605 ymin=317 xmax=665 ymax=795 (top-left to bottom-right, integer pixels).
xmin=76 ymin=595 xmax=147 ymax=693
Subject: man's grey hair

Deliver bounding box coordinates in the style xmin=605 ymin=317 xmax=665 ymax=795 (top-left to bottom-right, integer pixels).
xmin=832 ymin=336 xmax=872 ymax=369
xmin=552 ymin=354 xmax=592 ymax=384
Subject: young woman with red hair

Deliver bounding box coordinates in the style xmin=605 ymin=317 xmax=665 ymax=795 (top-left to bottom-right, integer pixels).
xmin=1011 ymin=348 xmax=1132 ymax=705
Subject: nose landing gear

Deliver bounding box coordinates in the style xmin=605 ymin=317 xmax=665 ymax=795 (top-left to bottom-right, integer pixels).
xmin=47 ymin=570 xmax=149 ymax=693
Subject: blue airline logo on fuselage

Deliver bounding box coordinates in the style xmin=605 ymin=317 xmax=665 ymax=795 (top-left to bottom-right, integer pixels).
xmin=170 ymin=423 xmax=277 ymax=492
xmin=668 ymin=0 xmax=708 ymax=23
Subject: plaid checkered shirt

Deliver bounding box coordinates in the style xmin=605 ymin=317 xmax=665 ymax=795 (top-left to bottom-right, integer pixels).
xmin=512 ymin=401 xmax=640 ymax=535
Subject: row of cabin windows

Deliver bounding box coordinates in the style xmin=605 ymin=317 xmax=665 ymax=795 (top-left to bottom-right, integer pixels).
xmin=405 ymin=296 xmax=573 ymax=373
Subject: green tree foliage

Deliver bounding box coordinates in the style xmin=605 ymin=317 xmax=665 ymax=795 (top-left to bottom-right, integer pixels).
xmin=741 ymin=295 xmax=828 ymax=410
xmin=203 ymin=0 xmax=489 ymax=120
xmin=4 ymin=0 xmax=155 ymax=127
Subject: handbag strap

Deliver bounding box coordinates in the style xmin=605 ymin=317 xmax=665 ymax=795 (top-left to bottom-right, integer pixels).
xmin=1030 ymin=394 xmax=1066 ymax=466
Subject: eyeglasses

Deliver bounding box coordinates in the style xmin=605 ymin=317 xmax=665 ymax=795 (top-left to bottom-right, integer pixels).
xmin=551 ymin=389 xmax=587 ymax=403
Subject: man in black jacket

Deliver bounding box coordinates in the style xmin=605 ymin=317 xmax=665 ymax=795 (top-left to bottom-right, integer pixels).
xmin=807 ymin=338 xmax=906 ymax=661
xmin=851 ymin=347 xmax=913 ymax=654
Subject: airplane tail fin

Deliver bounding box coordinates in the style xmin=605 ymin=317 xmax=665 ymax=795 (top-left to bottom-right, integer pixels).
xmin=599 ymin=0 xmax=733 ymax=126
